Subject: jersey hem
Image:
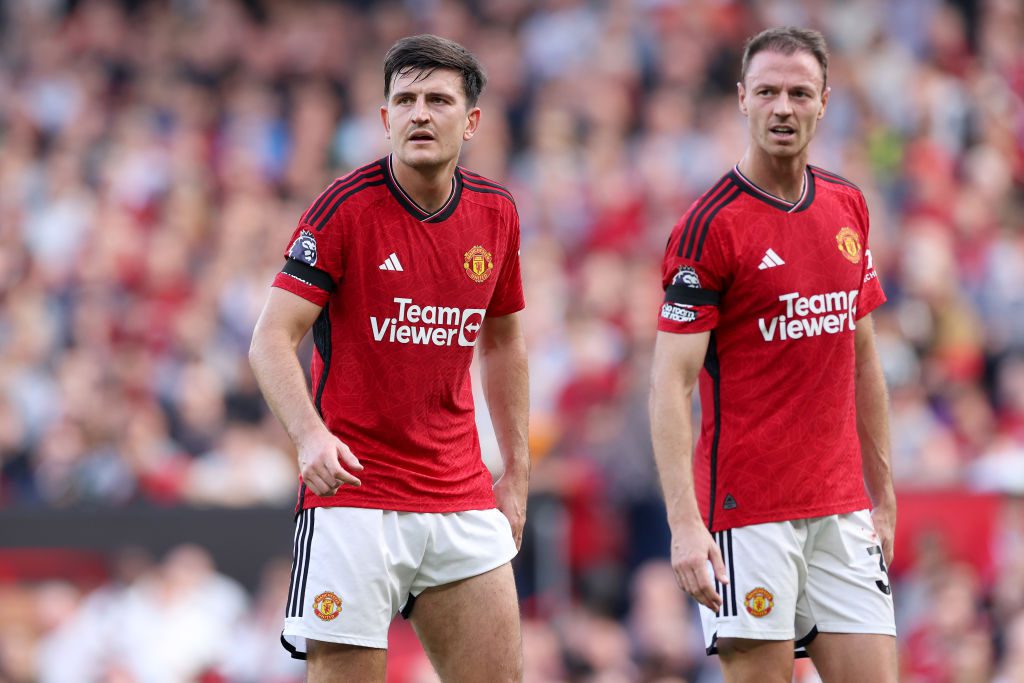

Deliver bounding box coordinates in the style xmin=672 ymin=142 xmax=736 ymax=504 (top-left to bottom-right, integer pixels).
xmin=708 ymin=497 xmax=870 ymax=532
xmin=301 ymin=497 xmax=498 ymax=514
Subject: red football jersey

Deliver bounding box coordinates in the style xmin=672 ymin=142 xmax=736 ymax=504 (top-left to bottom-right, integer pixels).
xmin=272 ymin=156 xmax=524 ymax=513
xmin=658 ymin=165 xmax=885 ymax=532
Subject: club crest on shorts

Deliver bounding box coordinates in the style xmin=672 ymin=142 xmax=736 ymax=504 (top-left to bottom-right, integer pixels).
xmin=289 ymin=229 xmax=318 ymax=266
xmin=744 ymin=587 xmax=774 ymax=618
xmin=464 ymin=245 xmax=493 ymax=283
xmin=835 ymin=227 xmax=862 ymax=264
xmin=313 ymin=591 xmax=342 ymax=621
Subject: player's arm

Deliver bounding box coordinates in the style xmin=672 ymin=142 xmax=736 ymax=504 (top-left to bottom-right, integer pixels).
xmin=478 ymin=311 xmax=529 ymax=549
xmin=249 ymin=288 xmax=363 ymax=496
xmin=854 ymin=313 xmax=896 ymax=566
xmin=649 ymin=330 xmax=728 ymax=611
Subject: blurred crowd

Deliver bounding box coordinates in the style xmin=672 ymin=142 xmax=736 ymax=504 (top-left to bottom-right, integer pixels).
xmin=0 ymin=0 xmax=1023 ymax=680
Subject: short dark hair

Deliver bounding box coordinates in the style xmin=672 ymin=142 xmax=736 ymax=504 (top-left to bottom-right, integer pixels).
xmin=740 ymin=27 xmax=829 ymax=89
xmin=383 ymin=34 xmax=486 ymax=108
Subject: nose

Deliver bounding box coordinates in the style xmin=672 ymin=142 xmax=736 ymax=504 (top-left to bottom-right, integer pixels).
xmin=773 ymin=93 xmax=793 ymax=117
xmin=411 ymin=96 xmax=430 ymax=123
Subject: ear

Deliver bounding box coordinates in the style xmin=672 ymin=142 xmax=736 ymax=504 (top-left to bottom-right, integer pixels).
xmin=462 ymin=106 xmax=481 ymax=142
xmin=380 ymin=105 xmax=391 ymax=139
xmin=818 ymin=86 xmax=831 ymax=120
xmin=737 ymin=81 xmax=748 ymax=116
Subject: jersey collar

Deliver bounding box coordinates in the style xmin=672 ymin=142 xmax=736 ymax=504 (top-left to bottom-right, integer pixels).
xmin=383 ymin=155 xmax=463 ymax=223
xmin=729 ymin=165 xmax=816 ymax=213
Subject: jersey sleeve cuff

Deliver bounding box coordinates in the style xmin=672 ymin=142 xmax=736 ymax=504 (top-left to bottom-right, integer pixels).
xmin=486 ymin=298 xmax=526 ymax=318
xmin=855 ymin=289 xmax=886 ymax=320
xmin=272 ymin=271 xmax=331 ymax=307
xmin=657 ymin=304 xmax=719 ymax=333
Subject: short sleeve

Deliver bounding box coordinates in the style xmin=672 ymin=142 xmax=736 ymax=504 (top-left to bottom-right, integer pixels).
xmin=853 ymin=194 xmax=886 ymax=319
xmin=271 ymin=183 xmax=346 ymax=307
xmin=657 ymin=208 xmax=733 ymax=334
xmin=486 ymin=206 xmax=525 ymax=317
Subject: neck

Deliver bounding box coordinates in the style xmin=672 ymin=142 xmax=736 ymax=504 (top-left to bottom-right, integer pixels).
xmin=390 ymin=155 xmax=457 ymax=213
xmin=738 ymin=149 xmax=808 ymax=203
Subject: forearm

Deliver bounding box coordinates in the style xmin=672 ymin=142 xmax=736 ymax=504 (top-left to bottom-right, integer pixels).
xmin=249 ymin=329 xmax=325 ymax=447
xmin=855 ymin=324 xmax=895 ymax=509
xmin=649 ymin=376 xmax=703 ymax=529
xmin=480 ymin=335 xmax=530 ymax=483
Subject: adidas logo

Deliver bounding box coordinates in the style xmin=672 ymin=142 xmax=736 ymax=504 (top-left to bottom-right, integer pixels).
xmin=758 ymin=248 xmax=785 ymax=270
xmin=379 ymin=253 xmax=403 ymax=272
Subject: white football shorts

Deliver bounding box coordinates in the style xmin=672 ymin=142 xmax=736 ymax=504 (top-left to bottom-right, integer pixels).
xmin=281 ymin=506 xmax=517 ymax=657
xmin=700 ymin=509 xmax=896 ymax=657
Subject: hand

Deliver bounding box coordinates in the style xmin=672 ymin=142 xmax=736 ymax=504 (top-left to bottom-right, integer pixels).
xmin=494 ymin=472 xmax=528 ymax=550
xmin=670 ymin=521 xmax=728 ymax=611
xmin=871 ymin=500 xmax=897 ymax=567
xmin=296 ymin=428 xmax=363 ymax=496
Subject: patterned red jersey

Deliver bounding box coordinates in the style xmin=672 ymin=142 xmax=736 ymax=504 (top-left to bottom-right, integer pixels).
xmin=272 ymin=156 xmax=524 ymax=513
xmin=658 ymin=165 xmax=885 ymax=532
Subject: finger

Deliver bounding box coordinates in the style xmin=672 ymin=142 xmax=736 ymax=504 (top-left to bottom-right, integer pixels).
xmin=709 ymin=543 xmax=729 ymax=584
xmin=304 ymin=473 xmax=334 ymax=497
xmin=690 ymin=567 xmax=722 ymax=611
xmin=324 ymin=453 xmax=361 ymax=486
xmin=333 ymin=467 xmax=361 ymax=487
xmin=336 ymin=443 xmax=364 ymax=471
xmin=699 ymin=573 xmax=723 ymax=611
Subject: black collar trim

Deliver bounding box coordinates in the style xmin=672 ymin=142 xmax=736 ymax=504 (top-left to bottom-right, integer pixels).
xmin=729 ymin=165 xmax=815 ymax=213
xmin=383 ymin=156 xmax=463 ymax=223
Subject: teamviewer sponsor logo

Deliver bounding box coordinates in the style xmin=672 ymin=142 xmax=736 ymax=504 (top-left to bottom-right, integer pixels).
xmin=758 ymin=290 xmax=859 ymax=342
xmin=370 ymin=297 xmax=485 ymax=347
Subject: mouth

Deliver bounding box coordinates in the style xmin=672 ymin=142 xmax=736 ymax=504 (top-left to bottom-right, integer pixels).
xmin=408 ymin=131 xmax=435 ymax=143
xmin=769 ymin=125 xmax=796 ymax=141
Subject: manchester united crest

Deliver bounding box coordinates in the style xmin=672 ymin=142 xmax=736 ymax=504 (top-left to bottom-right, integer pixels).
xmin=313 ymin=591 xmax=342 ymax=621
xmin=464 ymin=245 xmax=494 ymax=283
xmin=744 ymin=587 xmax=774 ymax=618
xmin=836 ymin=227 xmax=862 ymax=264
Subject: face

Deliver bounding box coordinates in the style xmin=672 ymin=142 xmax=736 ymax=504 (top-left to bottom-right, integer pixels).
xmin=737 ymin=49 xmax=829 ymax=160
xmin=381 ymin=67 xmax=480 ymax=171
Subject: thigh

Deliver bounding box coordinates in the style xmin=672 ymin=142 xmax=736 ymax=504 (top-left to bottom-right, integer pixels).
xmin=805 ymin=632 xmax=897 ymax=683
xmin=717 ymin=638 xmax=795 ymax=683
xmin=700 ymin=523 xmax=806 ymax=656
xmin=410 ymin=563 xmax=522 ymax=683
xmin=801 ymin=510 xmax=896 ymax=640
xmin=282 ymin=507 xmax=421 ymax=658
xmin=307 ymin=640 xmax=387 ymax=683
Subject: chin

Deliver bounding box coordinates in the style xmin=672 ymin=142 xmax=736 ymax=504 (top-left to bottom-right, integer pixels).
xmin=398 ymin=149 xmax=449 ymax=169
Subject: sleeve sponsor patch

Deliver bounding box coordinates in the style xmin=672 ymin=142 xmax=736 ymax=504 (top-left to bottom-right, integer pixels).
xmin=289 ymin=229 xmax=318 ymax=266
xmin=660 ymin=302 xmax=697 ymax=323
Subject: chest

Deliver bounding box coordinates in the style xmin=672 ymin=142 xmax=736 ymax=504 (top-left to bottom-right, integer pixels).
xmin=724 ymin=204 xmax=868 ymax=324
xmin=341 ymin=206 xmax=506 ymax=310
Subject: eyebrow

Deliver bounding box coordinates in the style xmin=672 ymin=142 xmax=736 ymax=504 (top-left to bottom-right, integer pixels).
xmin=749 ymin=79 xmax=821 ymax=92
xmin=389 ymin=89 xmax=457 ymax=102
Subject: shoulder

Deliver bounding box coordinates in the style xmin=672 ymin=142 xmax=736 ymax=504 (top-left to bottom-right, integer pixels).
xmin=672 ymin=171 xmax=744 ymax=261
xmin=808 ymin=165 xmax=866 ymax=203
xmin=300 ymin=159 xmax=389 ymax=231
xmin=458 ymin=167 xmax=517 ymax=210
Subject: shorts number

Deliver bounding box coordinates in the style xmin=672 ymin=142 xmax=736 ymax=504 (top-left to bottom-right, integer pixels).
xmin=866 ymin=545 xmax=891 ymax=595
